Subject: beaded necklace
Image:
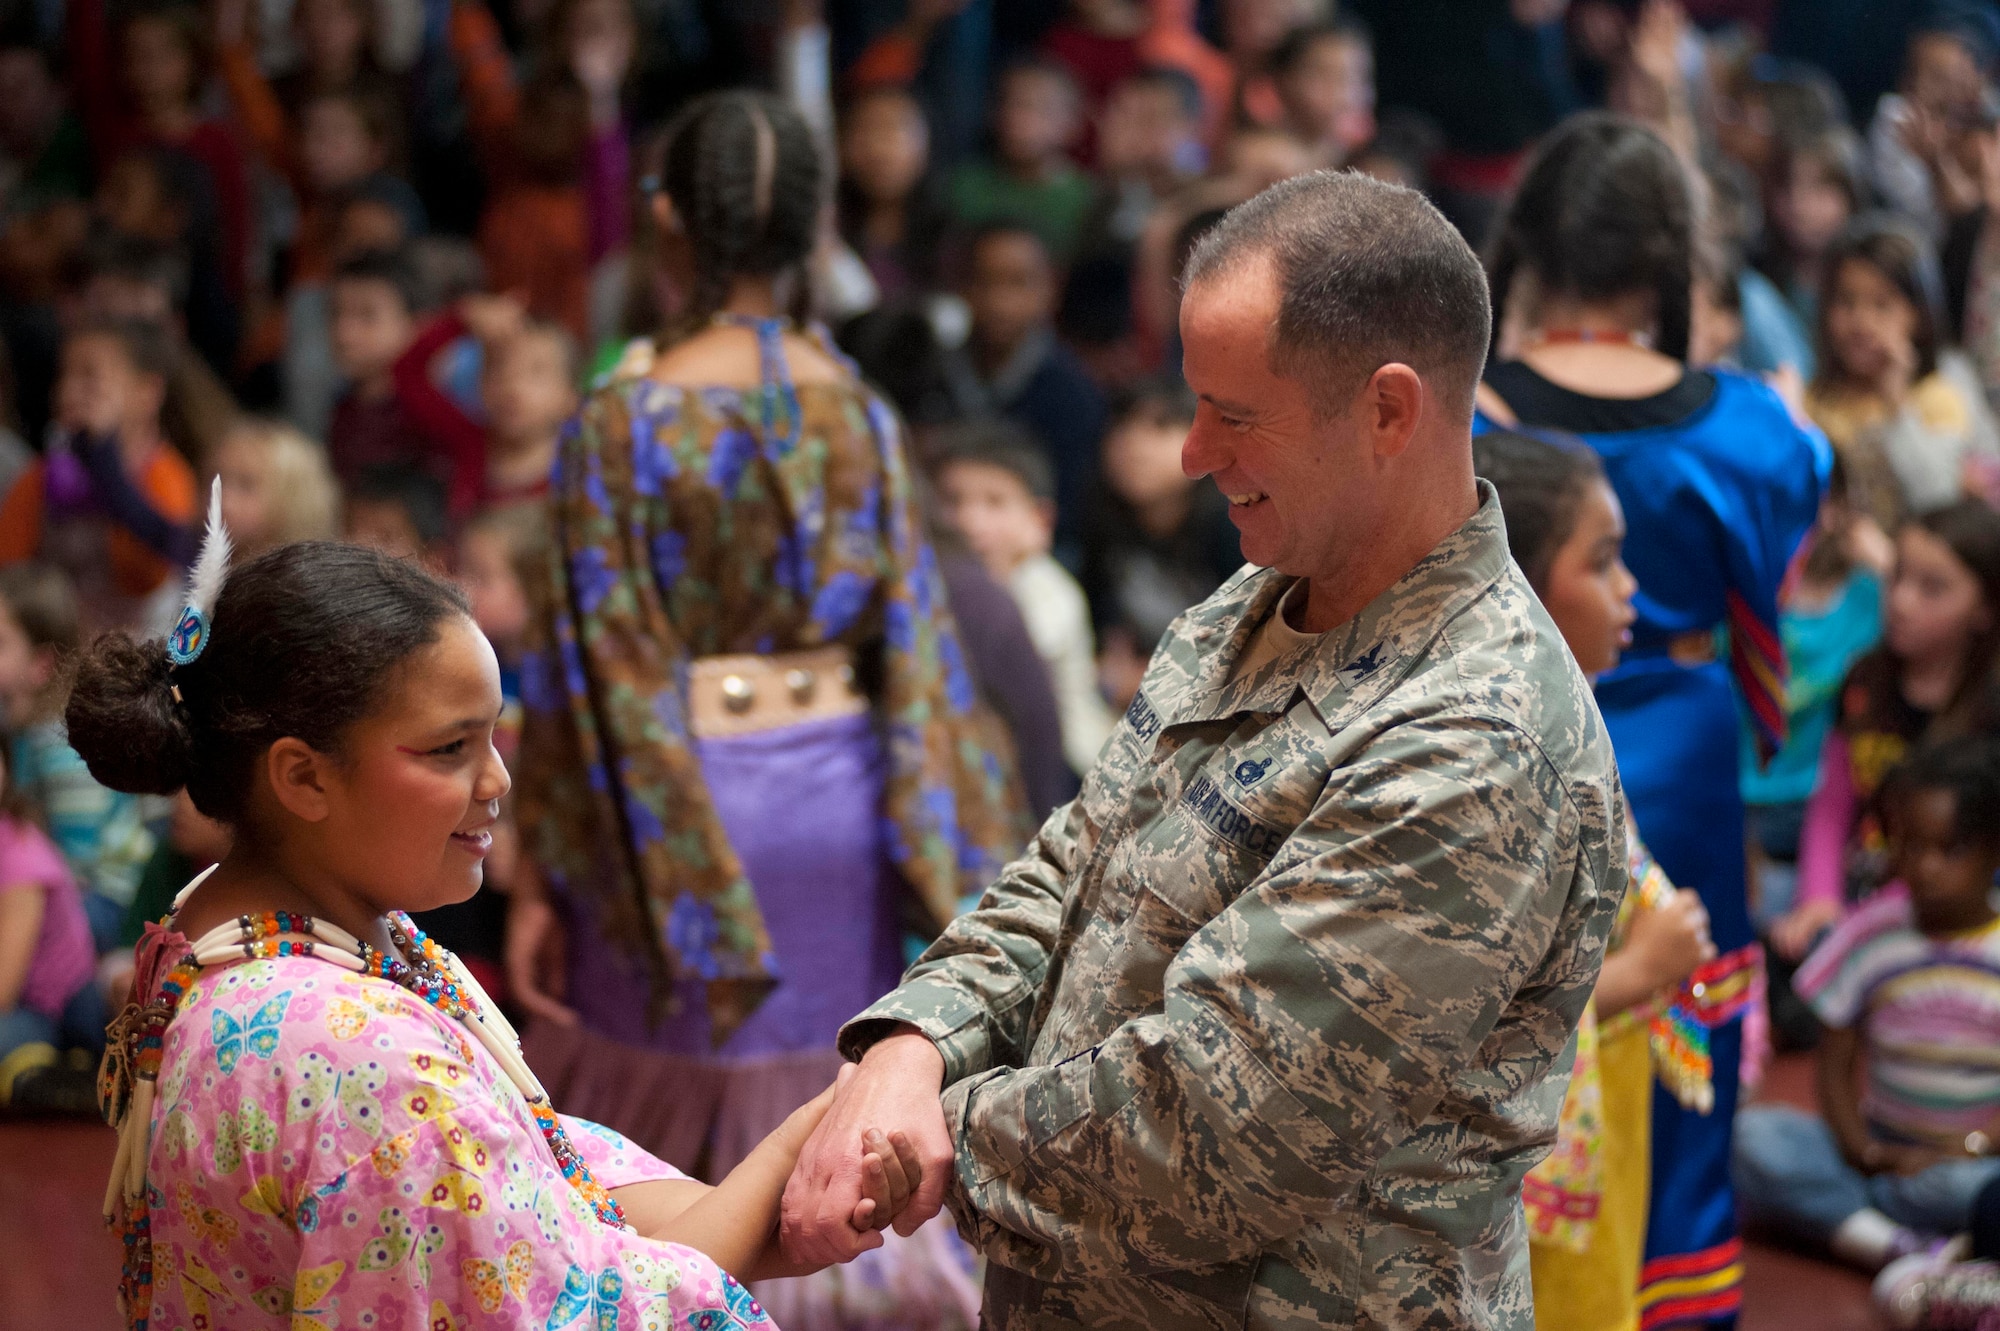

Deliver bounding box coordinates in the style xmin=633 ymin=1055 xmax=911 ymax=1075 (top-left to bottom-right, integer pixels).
xmin=175 ymin=903 xmax=628 ymax=1229
xmin=101 ymin=870 xmax=631 ymax=1328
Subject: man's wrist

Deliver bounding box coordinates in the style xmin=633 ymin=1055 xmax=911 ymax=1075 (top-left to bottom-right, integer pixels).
xmin=858 ymin=1026 xmax=946 ymax=1089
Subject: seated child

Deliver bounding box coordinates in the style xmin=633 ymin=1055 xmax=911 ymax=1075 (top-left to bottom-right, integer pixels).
xmin=329 ymin=248 xmax=469 ymax=499
xmin=344 ymin=462 xmax=450 ymax=569
xmin=0 ymin=317 xmax=198 ymax=634
xmin=76 ymin=533 xmax=919 ymax=1328
xmin=1736 ymin=734 xmax=2000 ymax=1271
xmin=1269 ymin=19 xmax=1376 ymax=168
xmin=1080 ymin=377 xmax=1241 ymax=710
xmin=1772 ymin=500 xmax=2000 ymax=963
xmin=408 ymin=506 xmax=547 ymax=996
xmin=947 ymin=59 xmax=1097 ymax=264
xmin=0 ymin=564 xmax=154 ymax=947
xmin=0 ymin=740 xmax=105 ymax=1112
xmin=1475 ymin=431 xmax=1719 ymax=1331
xmin=1803 ymin=217 xmax=2000 ymax=530
xmin=212 ymin=417 xmax=343 ymax=560
xmin=395 ymin=293 xmax=579 ymax=517
xmin=934 ymin=423 xmax=1114 ymax=777
xmin=947 ymin=223 xmax=1109 ymax=561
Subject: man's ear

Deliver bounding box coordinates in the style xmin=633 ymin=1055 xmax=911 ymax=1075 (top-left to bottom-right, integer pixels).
xmin=1364 ymin=363 xmax=1425 ymax=459
xmin=264 ymin=737 xmax=334 ymax=824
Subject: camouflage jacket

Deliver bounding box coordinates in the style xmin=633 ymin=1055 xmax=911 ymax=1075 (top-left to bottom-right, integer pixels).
xmin=841 ymin=485 xmax=1628 ymax=1329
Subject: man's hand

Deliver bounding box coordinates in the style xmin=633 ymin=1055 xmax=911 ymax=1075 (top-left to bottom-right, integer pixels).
xmin=780 ymin=1028 xmax=953 ymax=1265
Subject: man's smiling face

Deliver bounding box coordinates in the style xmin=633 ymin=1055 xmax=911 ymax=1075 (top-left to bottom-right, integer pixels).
xmin=1178 ymin=251 xmax=1370 ymax=579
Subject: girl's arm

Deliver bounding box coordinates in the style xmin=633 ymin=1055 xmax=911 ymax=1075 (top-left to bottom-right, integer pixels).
xmin=1593 ymin=887 xmax=1714 ymax=1018
xmin=1774 ymin=729 xmax=1857 ymax=959
xmin=1816 ymin=1023 xmax=1877 ymax=1170
xmin=74 ymin=433 xmax=199 ymax=566
xmin=0 ymin=888 xmax=45 ymax=1013
xmin=647 ymin=1071 xmax=922 ymax=1278
xmin=446 ymin=0 xmax=519 ymax=172
xmin=212 ymin=0 xmax=294 ymax=181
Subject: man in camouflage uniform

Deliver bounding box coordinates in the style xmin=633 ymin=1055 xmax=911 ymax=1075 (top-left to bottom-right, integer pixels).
xmin=782 ymin=171 xmax=1628 ymax=1329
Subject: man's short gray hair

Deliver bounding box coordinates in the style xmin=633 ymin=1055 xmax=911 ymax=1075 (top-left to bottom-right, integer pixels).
xmin=1184 ymin=170 xmax=1492 ymax=421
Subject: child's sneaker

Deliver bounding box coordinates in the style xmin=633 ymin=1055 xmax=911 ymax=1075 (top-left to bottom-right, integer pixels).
xmin=1877 ymin=1236 xmax=2000 ymax=1329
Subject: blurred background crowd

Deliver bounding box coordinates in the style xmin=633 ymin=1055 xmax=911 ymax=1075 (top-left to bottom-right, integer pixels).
xmin=15 ymin=0 xmax=2000 ymax=1327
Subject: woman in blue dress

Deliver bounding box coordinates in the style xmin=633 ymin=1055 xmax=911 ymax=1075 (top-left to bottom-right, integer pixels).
xmin=1476 ymin=113 xmax=1830 ymax=1330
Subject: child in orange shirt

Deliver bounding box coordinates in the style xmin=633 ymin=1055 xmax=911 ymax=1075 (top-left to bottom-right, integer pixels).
xmin=0 ymin=318 xmax=197 ymax=634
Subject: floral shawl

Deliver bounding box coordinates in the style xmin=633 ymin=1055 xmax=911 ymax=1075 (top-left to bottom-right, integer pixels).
xmin=515 ymin=322 xmax=1031 ymax=1042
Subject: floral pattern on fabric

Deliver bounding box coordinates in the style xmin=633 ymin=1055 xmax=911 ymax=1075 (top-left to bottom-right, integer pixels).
xmin=516 ymin=324 xmax=1031 ymax=1041
xmin=143 ymin=954 xmax=770 ymax=1330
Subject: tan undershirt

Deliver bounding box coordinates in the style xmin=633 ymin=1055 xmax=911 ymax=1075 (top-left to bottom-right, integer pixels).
xmin=1228 ymin=578 xmax=1323 ymax=685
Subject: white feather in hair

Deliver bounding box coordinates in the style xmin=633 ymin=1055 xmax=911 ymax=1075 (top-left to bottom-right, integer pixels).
xmin=165 ymin=476 xmax=232 ymax=666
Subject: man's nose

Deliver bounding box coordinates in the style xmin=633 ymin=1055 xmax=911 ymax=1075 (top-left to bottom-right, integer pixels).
xmin=1181 ymin=420 xmax=1230 ymax=479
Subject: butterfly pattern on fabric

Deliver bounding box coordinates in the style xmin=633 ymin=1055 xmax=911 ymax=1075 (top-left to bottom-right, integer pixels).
xmin=463 ymin=1239 xmax=536 ymax=1313
xmin=685 ymin=1273 xmax=773 ymax=1330
xmin=286 ymin=1050 xmax=388 ymax=1135
xmin=210 ymin=990 xmax=291 ymax=1073
xmin=143 ymin=951 xmax=750 ymax=1331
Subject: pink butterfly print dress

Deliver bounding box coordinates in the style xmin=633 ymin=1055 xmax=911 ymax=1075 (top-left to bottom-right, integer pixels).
xmin=143 ymin=954 xmax=776 ymax=1329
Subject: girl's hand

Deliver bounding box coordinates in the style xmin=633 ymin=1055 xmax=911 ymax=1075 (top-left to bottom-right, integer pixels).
xmin=853 ymin=1128 xmax=925 ymax=1231
xmin=1626 ymin=888 xmax=1715 ymax=991
xmin=460 ymin=292 xmax=528 ymax=346
xmin=1875 ymin=334 xmax=1918 ymax=407
xmin=1770 ymin=898 xmax=1842 ymax=961
xmin=771 ymin=1067 xmax=850 ymax=1158
xmin=1841 ymin=512 xmax=1896 ymax=576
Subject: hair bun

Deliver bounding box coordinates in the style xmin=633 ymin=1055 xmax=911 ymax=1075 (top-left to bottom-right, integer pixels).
xmin=65 ymin=632 xmax=195 ymax=796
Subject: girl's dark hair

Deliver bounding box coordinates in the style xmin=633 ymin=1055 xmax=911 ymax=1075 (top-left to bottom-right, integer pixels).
xmin=1913 ymin=499 xmax=2000 ymax=732
xmin=1486 ymin=112 xmax=1694 ymax=361
xmin=1814 ymin=213 xmax=1946 ymax=391
xmin=118 ymin=1 xmax=213 ymax=97
xmin=1111 ymin=375 xmax=1198 ymax=429
xmin=1884 ymin=733 xmax=2000 ymax=850
xmin=64 ymin=543 xmax=469 ymax=825
xmin=0 ymin=563 xmax=80 ymax=654
xmin=657 ymin=90 xmax=822 ymax=335
xmin=1471 ymin=429 xmax=1607 ymax=594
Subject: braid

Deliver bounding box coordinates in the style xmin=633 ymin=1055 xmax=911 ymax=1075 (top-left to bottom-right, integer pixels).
xmin=659 ymin=91 xmax=823 ymax=337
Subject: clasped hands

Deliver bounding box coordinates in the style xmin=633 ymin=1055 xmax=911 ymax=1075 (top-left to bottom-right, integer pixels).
xmin=779 ymin=1028 xmax=957 ymax=1266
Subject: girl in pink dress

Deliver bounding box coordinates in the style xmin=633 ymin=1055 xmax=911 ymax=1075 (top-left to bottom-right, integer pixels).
xmin=79 ymin=492 xmax=919 ymax=1330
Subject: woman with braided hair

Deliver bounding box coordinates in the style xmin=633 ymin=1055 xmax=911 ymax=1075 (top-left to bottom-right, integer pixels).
xmin=1477 ymin=112 xmax=1830 ymax=1329
xmin=508 ymin=89 xmax=1027 ymax=1328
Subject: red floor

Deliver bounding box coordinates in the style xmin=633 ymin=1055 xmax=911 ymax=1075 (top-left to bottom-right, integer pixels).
xmin=0 ymin=1056 xmax=1881 ymax=1330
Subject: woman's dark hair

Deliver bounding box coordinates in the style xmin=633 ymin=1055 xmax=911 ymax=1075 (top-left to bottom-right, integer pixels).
xmin=656 ymin=90 xmax=822 ymax=335
xmin=65 ymin=542 xmax=469 ymax=826
xmin=1485 ymin=112 xmax=1694 ymax=361
xmin=1471 ymin=429 xmax=1607 ymax=594
xmin=1813 ymin=212 xmax=1947 ymax=391
xmin=1911 ymin=499 xmax=2000 ymax=733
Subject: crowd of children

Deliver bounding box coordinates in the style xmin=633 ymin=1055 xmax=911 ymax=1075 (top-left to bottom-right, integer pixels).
xmin=16 ymin=1 xmax=2000 ymax=1329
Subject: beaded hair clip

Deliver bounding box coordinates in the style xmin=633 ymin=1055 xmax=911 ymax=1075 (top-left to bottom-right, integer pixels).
xmin=166 ymin=477 xmax=233 ymax=669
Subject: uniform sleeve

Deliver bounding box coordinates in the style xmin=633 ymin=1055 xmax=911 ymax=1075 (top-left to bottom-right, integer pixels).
xmin=841 ymin=795 xmax=1083 ymax=1085
xmin=935 ymin=715 xmax=1602 ymax=1277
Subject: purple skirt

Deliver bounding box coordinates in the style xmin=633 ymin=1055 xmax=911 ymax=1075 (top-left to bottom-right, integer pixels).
xmin=523 ymin=713 xmax=980 ymax=1330
xmin=556 ymin=710 xmax=905 ymax=1060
